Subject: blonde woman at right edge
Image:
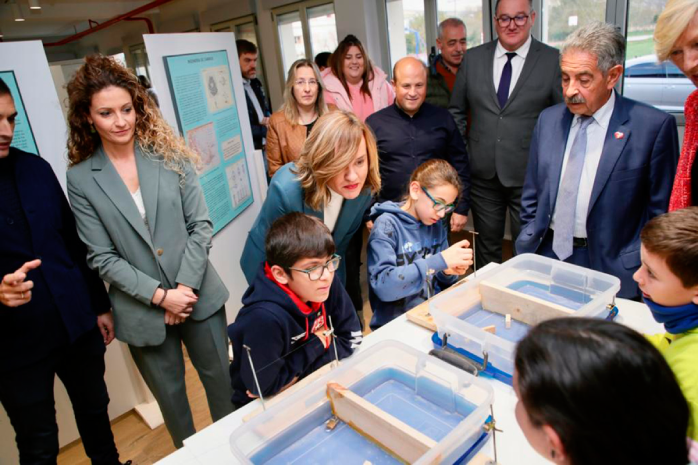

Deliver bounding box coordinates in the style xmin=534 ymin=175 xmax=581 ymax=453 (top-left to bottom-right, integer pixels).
xmin=655 ymin=0 xmax=698 ymax=210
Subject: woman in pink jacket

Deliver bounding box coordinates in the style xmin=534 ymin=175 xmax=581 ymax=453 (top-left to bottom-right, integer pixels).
xmin=322 ymin=34 xmax=394 ymax=122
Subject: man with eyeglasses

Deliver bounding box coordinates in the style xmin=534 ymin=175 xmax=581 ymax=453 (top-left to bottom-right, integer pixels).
xmin=228 ymin=213 xmax=362 ymax=408
xmin=366 ymin=57 xmax=471 ymax=233
xmin=449 ymin=0 xmax=563 ymax=268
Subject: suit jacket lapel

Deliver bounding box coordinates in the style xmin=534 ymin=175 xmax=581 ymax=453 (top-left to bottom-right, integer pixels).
xmin=587 ymin=93 xmax=630 ymax=216
xmin=135 ymin=145 xmax=160 ymax=231
xmin=549 ymin=109 xmax=575 ymax=212
xmin=91 ymin=146 xmax=152 ymax=245
xmin=504 ymin=38 xmax=542 ymax=111
xmin=485 ymin=41 xmax=500 ymax=110
xmin=332 ymin=197 xmax=361 ymax=246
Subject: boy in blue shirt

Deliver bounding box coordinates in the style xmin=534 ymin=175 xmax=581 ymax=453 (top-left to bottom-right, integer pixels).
xmin=228 ymin=213 xmax=362 ymax=407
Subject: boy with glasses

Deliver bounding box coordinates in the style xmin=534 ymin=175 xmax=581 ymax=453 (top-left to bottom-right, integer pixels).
xmin=228 ymin=213 xmax=362 ymax=407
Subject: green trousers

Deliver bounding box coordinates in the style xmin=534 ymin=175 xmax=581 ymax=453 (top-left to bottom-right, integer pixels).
xmin=128 ymin=307 xmax=234 ymax=448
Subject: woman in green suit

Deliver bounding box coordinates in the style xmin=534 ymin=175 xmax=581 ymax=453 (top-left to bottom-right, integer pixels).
xmin=65 ymin=55 xmax=233 ymax=448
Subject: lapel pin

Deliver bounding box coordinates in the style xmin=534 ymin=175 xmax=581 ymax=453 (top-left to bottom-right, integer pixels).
xmin=614 ymin=131 xmax=624 ymax=139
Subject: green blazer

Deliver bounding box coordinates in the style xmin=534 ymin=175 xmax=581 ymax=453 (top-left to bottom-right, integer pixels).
xmin=67 ymin=144 xmax=229 ymax=347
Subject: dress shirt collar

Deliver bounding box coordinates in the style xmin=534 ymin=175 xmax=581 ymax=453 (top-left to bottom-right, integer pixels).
xmin=571 ymin=90 xmax=615 ymax=131
xmin=495 ymin=34 xmax=532 ymax=60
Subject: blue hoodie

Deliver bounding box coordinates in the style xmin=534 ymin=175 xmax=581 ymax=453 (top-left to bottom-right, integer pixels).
xmin=227 ymin=263 xmax=362 ymax=407
xmin=367 ymin=201 xmax=458 ymax=329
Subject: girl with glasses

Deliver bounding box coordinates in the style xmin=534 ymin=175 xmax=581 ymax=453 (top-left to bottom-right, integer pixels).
xmin=367 ymin=159 xmax=473 ymax=330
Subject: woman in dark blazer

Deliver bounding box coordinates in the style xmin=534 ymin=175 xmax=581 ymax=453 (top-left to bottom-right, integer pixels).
xmin=65 ymin=55 xmax=232 ymax=448
xmin=240 ymin=110 xmax=381 ymax=285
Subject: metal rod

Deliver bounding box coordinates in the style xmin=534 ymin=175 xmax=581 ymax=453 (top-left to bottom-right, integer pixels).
xmin=471 ymin=231 xmax=479 ymax=277
xmin=329 ymin=316 xmax=340 ymax=368
xmin=243 ymin=344 xmax=266 ymax=410
xmin=491 ymin=404 xmax=498 ymax=463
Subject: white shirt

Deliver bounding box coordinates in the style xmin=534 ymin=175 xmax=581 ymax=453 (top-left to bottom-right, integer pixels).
xmin=323 ymin=188 xmax=344 ymax=233
xmin=551 ymin=91 xmax=616 ymax=238
xmin=243 ymin=78 xmax=264 ymax=122
xmin=131 ymin=187 xmax=146 ymax=220
xmin=493 ymin=35 xmax=532 ymax=97
xmin=243 ymin=79 xmax=266 ymax=146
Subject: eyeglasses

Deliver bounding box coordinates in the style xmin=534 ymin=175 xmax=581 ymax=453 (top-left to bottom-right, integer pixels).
xmin=495 ymin=14 xmax=530 ymax=27
xmin=294 ymin=79 xmax=318 ymax=87
xmin=421 ymin=187 xmax=456 ymax=214
xmin=289 ymin=254 xmax=341 ymax=281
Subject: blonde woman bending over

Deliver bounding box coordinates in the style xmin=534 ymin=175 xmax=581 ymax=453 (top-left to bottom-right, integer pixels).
xmin=240 ymin=110 xmax=381 ymax=285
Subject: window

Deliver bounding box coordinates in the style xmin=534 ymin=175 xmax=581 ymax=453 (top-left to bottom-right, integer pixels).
xmin=386 ymin=0 xmax=427 ymax=71
xmin=277 ymin=11 xmax=306 ymax=77
xmin=625 ymin=62 xmax=666 ymax=78
xmin=129 ymin=44 xmax=151 ymax=80
xmin=623 ymin=0 xmax=691 ymax=113
xmin=307 ymin=3 xmax=338 ymax=57
xmin=210 ymin=16 xmax=269 ymax=92
xmin=437 ymin=0 xmax=483 ymax=47
xmin=272 ymin=2 xmax=338 ymax=82
xmin=539 ymin=0 xmax=607 ymax=48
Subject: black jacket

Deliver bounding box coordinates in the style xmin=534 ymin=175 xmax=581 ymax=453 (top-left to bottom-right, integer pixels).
xmin=245 ymin=78 xmax=271 ymax=150
xmin=228 ymin=263 xmax=362 ymax=407
xmin=0 ymin=148 xmax=111 ymax=373
xmin=366 ymin=102 xmax=471 ymax=215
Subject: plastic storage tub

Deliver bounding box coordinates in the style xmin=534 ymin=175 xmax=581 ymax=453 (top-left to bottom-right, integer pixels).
xmin=230 ymin=340 xmax=495 ymax=464
xmin=430 ymin=254 xmax=620 ymax=383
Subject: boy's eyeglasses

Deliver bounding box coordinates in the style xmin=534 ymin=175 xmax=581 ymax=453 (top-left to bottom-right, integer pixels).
xmin=421 ymin=187 xmax=456 ymax=214
xmin=289 ymin=254 xmax=342 ymax=281
xmin=495 ymin=14 xmax=530 ymax=27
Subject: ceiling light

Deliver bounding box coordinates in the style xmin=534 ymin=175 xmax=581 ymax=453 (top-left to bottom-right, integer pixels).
xmin=12 ymin=3 xmax=25 ymax=21
xmin=29 ymin=0 xmax=41 ymax=9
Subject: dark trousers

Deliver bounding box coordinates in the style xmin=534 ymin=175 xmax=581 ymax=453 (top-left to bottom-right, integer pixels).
xmin=344 ymin=226 xmax=365 ymax=328
xmin=537 ymin=229 xmax=591 ymax=268
xmin=0 ymin=327 xmax=120 ymax=465
xmin=469 ymin=174 xmax=523 ymax=268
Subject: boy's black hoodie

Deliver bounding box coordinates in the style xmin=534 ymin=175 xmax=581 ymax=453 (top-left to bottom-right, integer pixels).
xmin=228 ymin=263 xmax=362 ymax=407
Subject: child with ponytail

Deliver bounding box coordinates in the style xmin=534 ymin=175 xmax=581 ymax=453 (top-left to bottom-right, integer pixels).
xmin=367 ymin=159 xmax=473 ymax=330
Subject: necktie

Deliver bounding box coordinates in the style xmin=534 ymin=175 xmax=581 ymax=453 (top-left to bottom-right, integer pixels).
xmin=552 ymin=116 xmax=594 ymax=261
xmin=497 ymin=52 xmax=517 ymax=108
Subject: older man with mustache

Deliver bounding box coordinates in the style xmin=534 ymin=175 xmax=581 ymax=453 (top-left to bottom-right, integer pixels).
xmin=516 ymin=22 xmax=679 ymax=299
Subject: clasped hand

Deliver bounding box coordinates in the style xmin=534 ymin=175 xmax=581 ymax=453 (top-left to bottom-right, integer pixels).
xmin=157 ymin=284 xmax=198 ymax=325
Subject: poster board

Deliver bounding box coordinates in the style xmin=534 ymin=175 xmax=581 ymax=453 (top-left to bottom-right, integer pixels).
xmin=163 ymin=50 xmax=253 ymax=233
xmin=144 ymin=32 xmax=265 ymax=324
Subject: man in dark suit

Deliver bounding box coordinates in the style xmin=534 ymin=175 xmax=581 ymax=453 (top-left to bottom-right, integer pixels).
xmin=0 ymin=80 xmax=128 ymax=464
xmin=516 ymin=22 xmax=679 ymax=299
xmin=449 ymin=0 xmax=563 ymax=268
xmin=236 ymin=39 xmax=271 ymax=153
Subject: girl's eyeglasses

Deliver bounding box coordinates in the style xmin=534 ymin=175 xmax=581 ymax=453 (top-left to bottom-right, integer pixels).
xmin=421 ymin=186 xmax=456 ymax=214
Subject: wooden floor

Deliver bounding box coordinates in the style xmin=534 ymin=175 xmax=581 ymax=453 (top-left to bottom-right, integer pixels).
xmin=57 ymin=232 xmax=511 ymax=464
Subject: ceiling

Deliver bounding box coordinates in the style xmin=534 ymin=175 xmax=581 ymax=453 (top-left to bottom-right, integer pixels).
xmin=1 ymin=0 xmax=161 ymax=41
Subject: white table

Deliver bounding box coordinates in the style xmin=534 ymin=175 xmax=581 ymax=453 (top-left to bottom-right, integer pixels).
xmin=156 ymin=267 xmax=664 ymax=465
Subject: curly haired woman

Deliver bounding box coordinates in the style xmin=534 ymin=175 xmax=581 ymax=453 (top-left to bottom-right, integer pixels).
xmin=65 ymin=55 xmax=233 ymax=448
